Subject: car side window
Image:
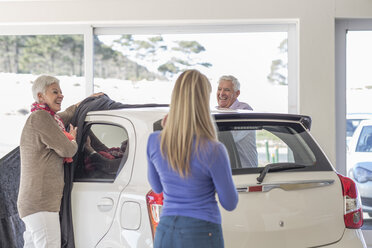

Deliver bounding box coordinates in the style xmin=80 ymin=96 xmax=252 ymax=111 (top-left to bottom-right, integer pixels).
xmin=74 ymin=123 xmax=129 ymax=182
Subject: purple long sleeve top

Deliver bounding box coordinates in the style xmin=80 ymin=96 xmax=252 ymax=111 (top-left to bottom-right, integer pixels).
xmin=147 ymin=131 xmax=238 ymax=224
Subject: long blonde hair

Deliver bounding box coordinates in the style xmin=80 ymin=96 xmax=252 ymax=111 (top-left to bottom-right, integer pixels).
xmin=160 ymin=69 xmax=217 ymax=177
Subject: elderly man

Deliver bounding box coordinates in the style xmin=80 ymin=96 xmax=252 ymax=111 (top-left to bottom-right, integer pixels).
xmin=216 ymin=75 xmax=258 ymax=167
xmin=216 ymin=75 xmax=253 ymax=110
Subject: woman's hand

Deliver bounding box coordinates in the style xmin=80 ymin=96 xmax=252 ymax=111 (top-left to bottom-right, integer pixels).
xmin=84 ymin=136 xmax=95 ymax=154
xmin=69 ymin=124 xmax=77 ymax=141
xmin=75 ymin=92 xmax=105 ymax=107
xmin=90 ymin=92 xmax=105 ymax=98
xmin=85 ymin=136 xmax=93 ymax=150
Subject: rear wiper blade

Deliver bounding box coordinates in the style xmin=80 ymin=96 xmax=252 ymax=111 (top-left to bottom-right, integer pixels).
xmin=257 ymin=163 xmax=306 ymax=184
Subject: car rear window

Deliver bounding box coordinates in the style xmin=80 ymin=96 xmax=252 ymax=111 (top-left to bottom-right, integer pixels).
xmin=152 ymin=118 xmax=333 ymax=174
xmin=216 ymin=121 xmax=332 ymax=174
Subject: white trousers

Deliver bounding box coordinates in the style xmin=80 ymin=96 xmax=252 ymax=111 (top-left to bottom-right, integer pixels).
xmin=22 ymin=211 xmax=61 ymax=248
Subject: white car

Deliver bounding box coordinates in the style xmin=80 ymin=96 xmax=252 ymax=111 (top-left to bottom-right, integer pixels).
xmin=347 ymin=113 xmax=372 ymax=146
xmin=70 ymin=107 xmax=366 ymax=247
xmin=348 ymin=119 xmax=372 ymax=216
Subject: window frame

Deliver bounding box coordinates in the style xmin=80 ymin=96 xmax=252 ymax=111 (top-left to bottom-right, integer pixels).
xmin=93 ymin=21 xmax=299 ymax=114
xmin=335 ymin=20 xmax=372 ymax=235
xmin=0 ymin=21 xmax=298 ymax=108
xmin=335 ymin=19 xmax=372 ymax=175
xmin=0 ymin=21 xmax=299 ymax=158
xmin=0 ymin=24 xmax=94 ymax=95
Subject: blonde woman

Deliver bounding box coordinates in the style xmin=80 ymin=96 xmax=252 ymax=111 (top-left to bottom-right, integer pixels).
xmin=147 ymin=70 xmax=238 ymax=248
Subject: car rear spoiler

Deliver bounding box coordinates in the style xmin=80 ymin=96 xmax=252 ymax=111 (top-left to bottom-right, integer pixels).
xmin=213 ymin=112 xmax=312 ymax=131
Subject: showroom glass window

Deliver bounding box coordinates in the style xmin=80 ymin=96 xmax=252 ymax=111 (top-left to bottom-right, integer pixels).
xmin=93 ymin=32 xmax=289 ymax=111
xmin=345 ymin=30 xmax=372 ymax=224
xmin=0 ymin=35 xmax=85 ymax=158
xmin=0 ymin=26 xmax=294 ymax=159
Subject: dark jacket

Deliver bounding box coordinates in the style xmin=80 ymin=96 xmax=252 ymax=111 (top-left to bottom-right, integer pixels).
xmin=60 ymin=94 xmax=167 ymax=248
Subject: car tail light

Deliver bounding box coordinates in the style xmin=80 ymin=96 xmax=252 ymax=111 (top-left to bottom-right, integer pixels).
xmin=337 ymin=174 xmax=363 ymax=229
xmin=146 ymin=190 xmax=164 ymax=239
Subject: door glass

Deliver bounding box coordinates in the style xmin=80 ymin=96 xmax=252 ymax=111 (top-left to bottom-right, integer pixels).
xmin=0 ymin=35 xmax=85 ymax=158
xmin=74 ymin=123 xmax=129 ymax=182
xmin=346 ymin=31 xmax=372 ymax=224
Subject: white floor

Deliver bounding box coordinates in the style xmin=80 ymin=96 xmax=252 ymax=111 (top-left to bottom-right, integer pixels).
xmin=363 ymin=230 xmax=372 ymax=247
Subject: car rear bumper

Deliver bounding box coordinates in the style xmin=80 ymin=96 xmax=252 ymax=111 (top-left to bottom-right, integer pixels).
xmin=322 ymin=229 xmax=366 ymax=248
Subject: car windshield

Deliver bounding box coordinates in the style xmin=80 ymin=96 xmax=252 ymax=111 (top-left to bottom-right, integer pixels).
xmin=347 ymin=119 xmax=365 ymax=137
xmin=216 ymin=121 xmax=323 ymax=172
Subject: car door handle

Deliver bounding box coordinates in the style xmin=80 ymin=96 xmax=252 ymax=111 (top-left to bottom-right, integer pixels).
xmin=236 ymin=179 xmax=335 ymax=193
xmin=97 ymin=197 xmax=114 ymax=212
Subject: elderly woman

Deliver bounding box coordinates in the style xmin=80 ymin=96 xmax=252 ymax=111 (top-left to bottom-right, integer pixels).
xmin=17 ymin=75 xmax=99 ymax=247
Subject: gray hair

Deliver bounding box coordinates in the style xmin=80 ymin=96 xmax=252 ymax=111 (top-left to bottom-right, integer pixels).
xmin=218 ymin=75 xmax=240 ymax=92
xmin=32 ymin=75 xmax=60 ymax=102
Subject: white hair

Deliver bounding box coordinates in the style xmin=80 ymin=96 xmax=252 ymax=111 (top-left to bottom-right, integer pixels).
xmin=32 ymin=75 xmax=60 ymax=102
xmin=218 ymin=75 xmax=240 ymax=92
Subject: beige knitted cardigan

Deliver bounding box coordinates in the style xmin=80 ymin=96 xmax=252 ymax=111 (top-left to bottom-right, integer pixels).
xmin=17 ymin=105 xmax=77 ymax=218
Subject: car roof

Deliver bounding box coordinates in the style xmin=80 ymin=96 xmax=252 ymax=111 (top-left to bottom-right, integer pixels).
xmin=347 ymin=113 xmax=372 ymax=119
xmin=357 ymin=119 xmax=372 ymax=127
xmin=87 ymin=106 xmax=312 ymax=130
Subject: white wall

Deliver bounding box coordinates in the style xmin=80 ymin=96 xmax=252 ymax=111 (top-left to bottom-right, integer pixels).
xmin=0 ymin=0 xmax=371 ymax=166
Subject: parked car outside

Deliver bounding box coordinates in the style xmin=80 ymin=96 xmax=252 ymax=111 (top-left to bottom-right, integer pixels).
xmin=348 ymin=119 xmax=372 ymax=216
xmin=70 ymin=107 xmax=366 ymax=247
